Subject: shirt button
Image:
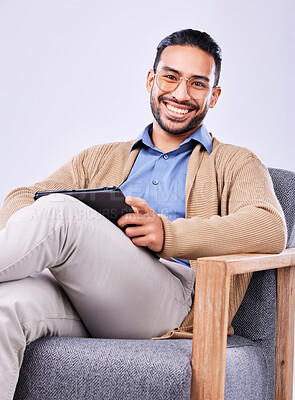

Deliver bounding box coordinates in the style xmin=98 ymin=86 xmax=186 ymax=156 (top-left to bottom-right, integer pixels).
xmin=163 ymin=154 xmax=169 ymax=160
xmin=152 ymin=180 xmax=159 ymax=185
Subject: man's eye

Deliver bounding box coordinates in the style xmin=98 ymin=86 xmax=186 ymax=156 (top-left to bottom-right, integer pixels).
xmin=192 ymin=81 xmax=206 ymax=88
xmin=165 ymin=74 xmax=177 ymax=80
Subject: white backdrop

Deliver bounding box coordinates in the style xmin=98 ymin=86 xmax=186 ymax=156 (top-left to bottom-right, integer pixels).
xmin=0 ymin=0 xmax=295 ymax=394
xmin=0 ymin=0 xmax=294 ymax=203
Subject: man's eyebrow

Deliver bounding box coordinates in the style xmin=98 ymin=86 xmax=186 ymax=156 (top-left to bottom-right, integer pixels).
xmin=160 ymin=66 xmax=210 ymax=82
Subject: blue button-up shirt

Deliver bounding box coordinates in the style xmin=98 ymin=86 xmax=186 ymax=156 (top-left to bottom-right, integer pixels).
xmin=120 ymin=123 xmax=212 ymax=266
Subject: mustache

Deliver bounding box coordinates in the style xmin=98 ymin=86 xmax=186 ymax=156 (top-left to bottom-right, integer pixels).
xmin=158 ymin=94 xmax=199 ymax=111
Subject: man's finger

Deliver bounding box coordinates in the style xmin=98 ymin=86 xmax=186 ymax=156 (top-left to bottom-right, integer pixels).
xmin=125 ymin=196 xmax=150 ymax=214
xmin=117 ymin=212 xmax=152 ymax=228
xmin=125 ymin=225 xmax=148 ymax=238
xmin=131 ymin=236 xmax=148 ymax=247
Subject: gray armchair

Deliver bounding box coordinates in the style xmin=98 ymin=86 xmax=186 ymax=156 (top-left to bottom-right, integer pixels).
xmin=14 ymin=168 xmax=295 ymax=400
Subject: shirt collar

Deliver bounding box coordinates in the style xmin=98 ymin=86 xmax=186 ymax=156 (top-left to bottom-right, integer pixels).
xmin=131 ymin=123 xmax=212 ymax=154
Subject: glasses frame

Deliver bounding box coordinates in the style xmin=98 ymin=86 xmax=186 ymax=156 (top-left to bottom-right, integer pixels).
xmin=154 ymin=69 xmax=216 ymax=100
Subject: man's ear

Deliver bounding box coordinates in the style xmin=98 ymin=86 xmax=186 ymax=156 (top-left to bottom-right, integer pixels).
xmin=209 ymin=86 xmax=221 ymax=109
xmin=146 ymin=69 xmax=154 ymax=93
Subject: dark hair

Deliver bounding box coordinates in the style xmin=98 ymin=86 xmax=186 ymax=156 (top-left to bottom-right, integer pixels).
xmin=153 ymin=29 xmax=222 ymax=87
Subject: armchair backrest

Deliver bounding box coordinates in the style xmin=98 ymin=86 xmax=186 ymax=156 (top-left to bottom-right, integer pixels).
xmin=231 ymin=167 xmax=295 ymax=399
xmin=232 ymin=167 xmax=295 ymax=337
xmin=268 ymin=168 xmax=295 ymax=249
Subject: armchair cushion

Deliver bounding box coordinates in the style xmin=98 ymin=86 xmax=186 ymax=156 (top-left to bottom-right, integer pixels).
xmin=15 ymin=337 xmax=192 ymax=400
xmin=225 ymin=336 xmax=267 ymax=400
xmin=15 ymin=336 xmax=268 ymax=400
xmin=231 ymin=269 xmax=276 ymax=399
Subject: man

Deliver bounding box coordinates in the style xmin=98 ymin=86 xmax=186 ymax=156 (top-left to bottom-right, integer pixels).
xmin=0 ymin=29 xmax=286 ymax=399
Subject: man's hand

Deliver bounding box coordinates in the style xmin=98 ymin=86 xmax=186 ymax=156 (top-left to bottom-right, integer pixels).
xmin=117 ymin=196 xmax=164 ymax=253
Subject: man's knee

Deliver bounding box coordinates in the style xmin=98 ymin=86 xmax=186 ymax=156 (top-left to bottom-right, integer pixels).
xmin=33 ymin=194 xmax=80 ymax=222
xmin=33 ymin=194 xmax=103 ymax=224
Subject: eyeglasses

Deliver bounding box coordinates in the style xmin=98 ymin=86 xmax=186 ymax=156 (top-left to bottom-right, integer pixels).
xmin=154 ymin=70 xmax=214 ymax=100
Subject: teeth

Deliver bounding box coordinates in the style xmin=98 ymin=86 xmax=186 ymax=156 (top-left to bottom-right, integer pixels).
xmin=166 ymin=104 xmax=189 ymax=114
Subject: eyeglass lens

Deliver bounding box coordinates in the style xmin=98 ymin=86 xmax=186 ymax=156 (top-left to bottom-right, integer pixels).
xmin=156 ymin=70 xmax=211 ymax=100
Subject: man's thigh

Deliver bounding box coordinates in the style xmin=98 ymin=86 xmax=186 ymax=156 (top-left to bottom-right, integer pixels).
xmin=38 ymin=200 xmax=196 ymax=339
xmin=0 ymin=195 xmax=195 ymax=339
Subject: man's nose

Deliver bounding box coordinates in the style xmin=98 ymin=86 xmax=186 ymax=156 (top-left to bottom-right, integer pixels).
xmin=171 ymin=78 xmax=191 ymax=101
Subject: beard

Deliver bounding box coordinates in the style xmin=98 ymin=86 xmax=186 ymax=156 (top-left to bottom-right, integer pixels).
xmin=150 ymin=93 xmax=210 ymax=136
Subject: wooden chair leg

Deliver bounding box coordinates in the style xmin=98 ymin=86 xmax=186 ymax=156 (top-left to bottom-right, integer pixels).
xmin=190 ymin=260 xmax=230 ymax=400
xmin=275 ymin=266 xmax=295 ymax=400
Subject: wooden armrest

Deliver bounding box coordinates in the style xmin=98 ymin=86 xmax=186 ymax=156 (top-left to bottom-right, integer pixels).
xmin=190 ymin=249 xmax=295 ymax=400
xmin=193 ymin=248 xmax=295 ymax=275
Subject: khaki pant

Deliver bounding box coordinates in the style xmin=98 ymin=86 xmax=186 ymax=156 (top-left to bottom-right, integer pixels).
xmin=0 ymin=194 xmax=195 ymax=400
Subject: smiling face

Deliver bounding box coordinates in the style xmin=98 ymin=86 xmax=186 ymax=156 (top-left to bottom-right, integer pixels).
xmin=146 ymin=45 xmax=221 ymax=138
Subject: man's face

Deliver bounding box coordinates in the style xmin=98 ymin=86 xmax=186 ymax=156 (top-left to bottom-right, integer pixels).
xmin=146 ymin=45 xmax=221 ymax=136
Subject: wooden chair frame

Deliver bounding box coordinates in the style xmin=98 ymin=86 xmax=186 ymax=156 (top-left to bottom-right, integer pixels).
xmin=190 ymin=248 xmax=295 ymax=400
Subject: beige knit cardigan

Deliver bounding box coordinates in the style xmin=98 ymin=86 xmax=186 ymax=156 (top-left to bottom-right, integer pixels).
xmin=0 ymin=135 xmax=287 ymax=338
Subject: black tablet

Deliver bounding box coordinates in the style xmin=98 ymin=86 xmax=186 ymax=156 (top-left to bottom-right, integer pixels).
xmin=34 ymin=186 xmax=134 ymax=224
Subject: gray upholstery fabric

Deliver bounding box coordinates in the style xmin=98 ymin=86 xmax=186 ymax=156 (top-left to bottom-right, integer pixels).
xmin=268 ymin=167 xmax=295 ymax=248
xmin=230 ymin=167 xmax=295 ymax=400
xmin=225 ymin=336 xmax=267 ymax=400
xmin=15 ymin=336 xmax=268 ymax=400
xmin=13 ymin=167 xmax=295 ymax=399
xmin=15 ymin=338 xmax=192 ymax=400
xmin=231 ymin=270 xmax=276 ymax=399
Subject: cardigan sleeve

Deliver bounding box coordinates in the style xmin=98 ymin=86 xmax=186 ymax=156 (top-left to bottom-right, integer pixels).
xmin=0 ymin=150 xmax=89 ymax=229
xmin=0 ymin=141 xmax=134 ymax=230
xmin=157 ymin=154 xmax=287 ymax=259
